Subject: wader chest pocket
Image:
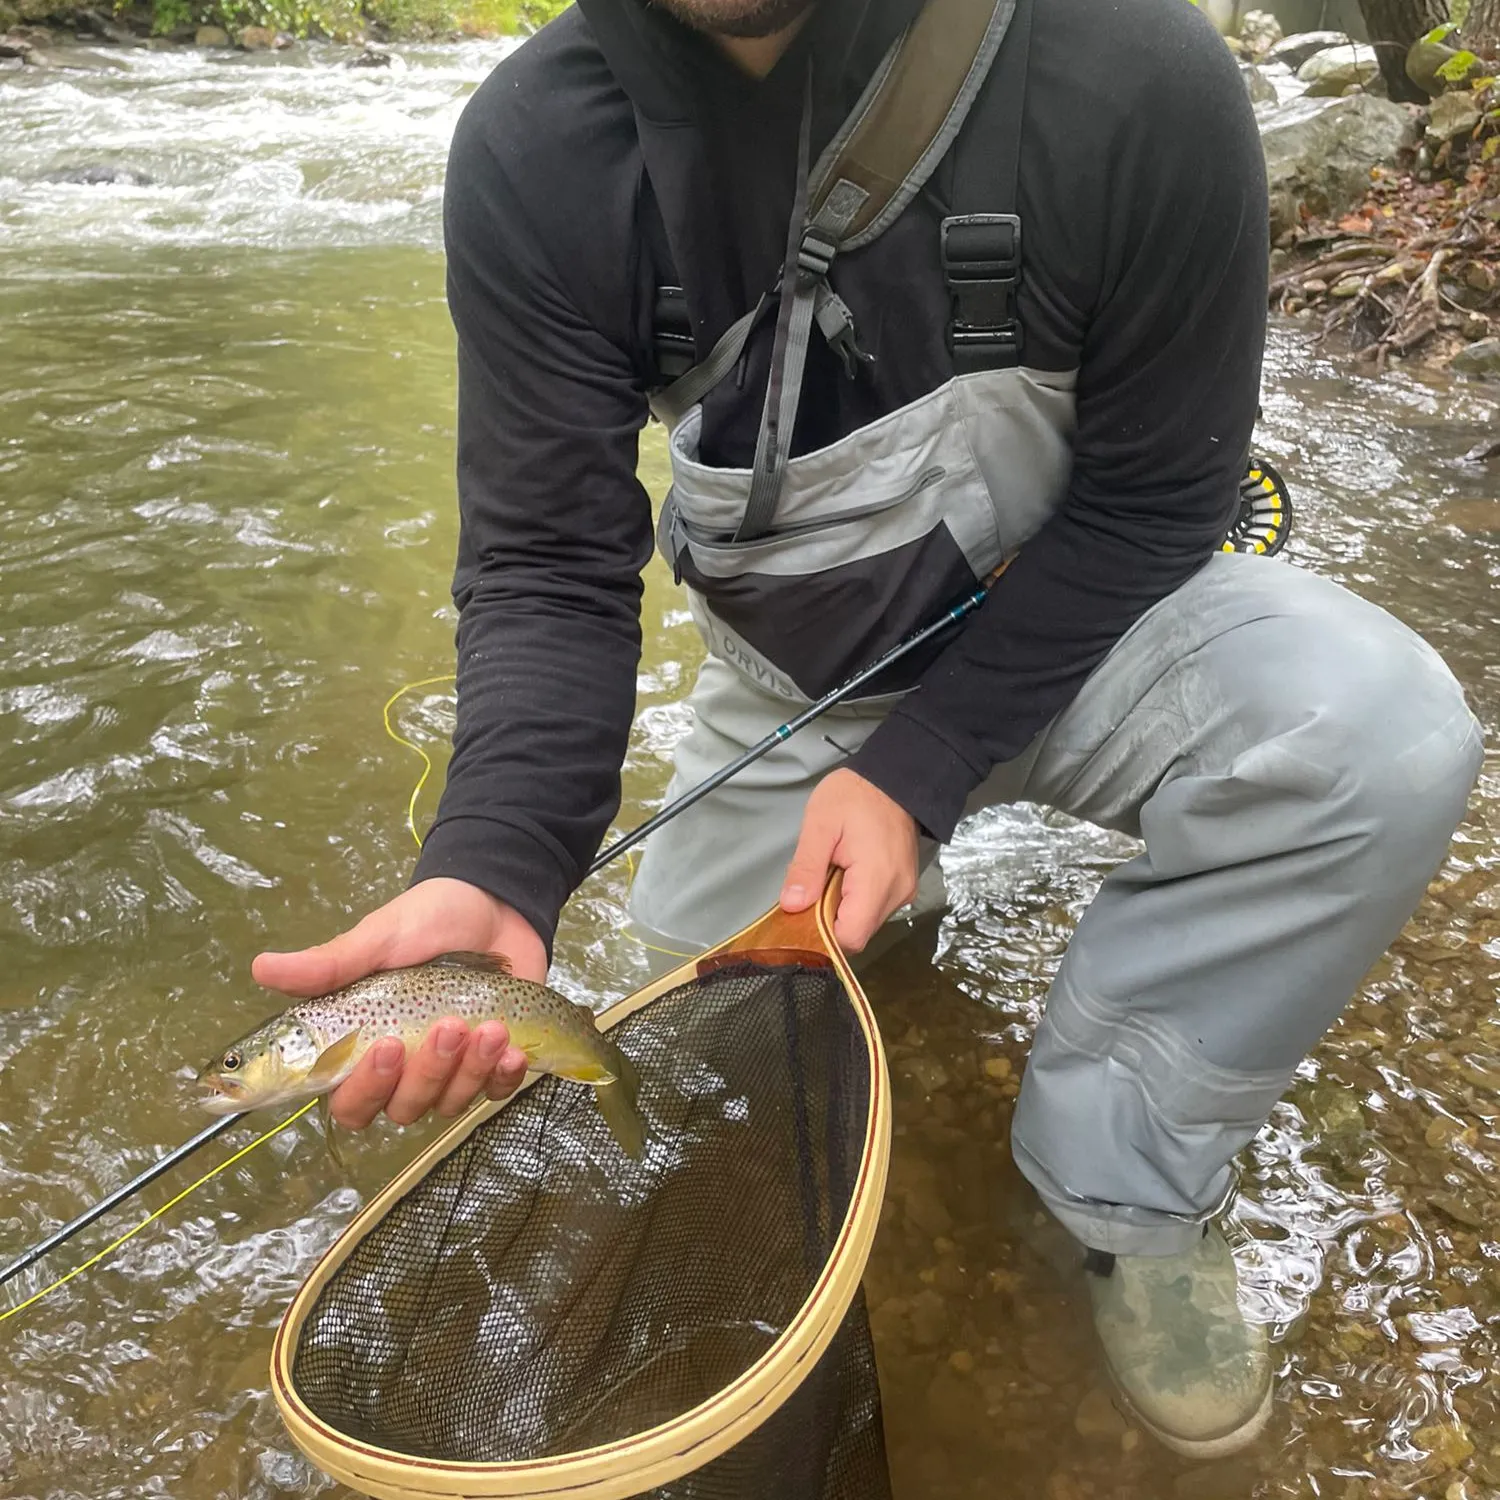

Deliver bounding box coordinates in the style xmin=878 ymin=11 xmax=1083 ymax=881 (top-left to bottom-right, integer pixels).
xmin=673 ymin=467 xmax=948 ymax=548
xmin=660 ymin=400 xmax=1009 ymax=701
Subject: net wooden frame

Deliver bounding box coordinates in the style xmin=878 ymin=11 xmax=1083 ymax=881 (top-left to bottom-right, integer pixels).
xmin=270 ymin=874 xmax=891 ymax=1499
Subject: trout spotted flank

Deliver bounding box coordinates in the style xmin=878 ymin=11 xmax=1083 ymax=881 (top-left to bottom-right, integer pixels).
xmin=197 ymin=952 xmax=645 ymax=1157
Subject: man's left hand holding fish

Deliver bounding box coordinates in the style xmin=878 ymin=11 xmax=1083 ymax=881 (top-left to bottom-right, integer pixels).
xmin=250 ymin=876 xmax=536 ymax=1129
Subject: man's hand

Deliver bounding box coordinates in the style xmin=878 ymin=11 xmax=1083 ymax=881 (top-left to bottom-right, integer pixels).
xmin=779 ymin=768 xmax=919 ymax=952
xmin=252 ymin=878 xmax=541 ymax=1130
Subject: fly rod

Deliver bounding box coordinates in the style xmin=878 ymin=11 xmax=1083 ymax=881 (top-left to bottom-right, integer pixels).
xmin=1 ymin=568 xmax=1002 ymax=1294
xmin=0 ymin=1114 xmax=243 ymax=1289
xmin=584 ymin=572 xmax=1000 ymax=876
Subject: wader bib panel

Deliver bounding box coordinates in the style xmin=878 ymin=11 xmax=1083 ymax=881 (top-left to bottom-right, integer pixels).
xmin=665 ymin=367 xmax=1074 ymax=702
xmin=648 ymin=0 xmax=1068 ymax=704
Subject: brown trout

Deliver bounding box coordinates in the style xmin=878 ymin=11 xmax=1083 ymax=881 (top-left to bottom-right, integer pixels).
xmin=197 ymin=952 xmax=645 ymax=1157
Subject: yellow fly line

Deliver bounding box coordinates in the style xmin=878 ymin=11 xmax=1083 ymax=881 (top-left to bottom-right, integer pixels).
xmin=382 ymin=675 xmax=695 ymax=961
xmin=0 ymin=1102 xmax=317 ymax=1325
xmin=382 ymin=674 xmax=458 ymax=850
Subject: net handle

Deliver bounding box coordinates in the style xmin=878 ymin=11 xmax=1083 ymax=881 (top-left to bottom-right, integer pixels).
xmin=696 ymin=869 xmax=845 ymax=976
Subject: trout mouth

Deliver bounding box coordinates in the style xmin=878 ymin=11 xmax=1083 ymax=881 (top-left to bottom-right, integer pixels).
xmin=195 ymin=1072 xmax=248 ymax=1114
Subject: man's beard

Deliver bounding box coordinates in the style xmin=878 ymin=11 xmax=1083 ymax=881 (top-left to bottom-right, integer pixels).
xmin=649 ymin=0 xmax=819 ymax=40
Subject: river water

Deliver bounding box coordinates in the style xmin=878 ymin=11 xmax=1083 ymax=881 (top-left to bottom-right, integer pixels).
xmin=1 ymin=36 xmax=1498 ymax=1500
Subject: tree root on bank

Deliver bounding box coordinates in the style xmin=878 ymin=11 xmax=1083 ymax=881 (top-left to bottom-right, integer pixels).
xmin=1271 ymin=157 xmax=1499 ymax=372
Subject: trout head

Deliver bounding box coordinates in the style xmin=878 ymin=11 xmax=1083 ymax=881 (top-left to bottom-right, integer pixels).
xmin=196 ymin=1014 xmax=325 ymax=1114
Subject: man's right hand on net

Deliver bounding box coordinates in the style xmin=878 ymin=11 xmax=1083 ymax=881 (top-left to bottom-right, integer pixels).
xmin=252 ymin=877 xmax=542 ymax=1130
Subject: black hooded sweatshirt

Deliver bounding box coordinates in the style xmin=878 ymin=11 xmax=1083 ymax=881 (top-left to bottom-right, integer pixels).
xmin=413 ymin=0 xmax=1271 ymax=952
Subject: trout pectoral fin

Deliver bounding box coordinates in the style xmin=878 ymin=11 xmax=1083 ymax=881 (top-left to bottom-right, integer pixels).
xmin=305 ymin=1029 xmax=362 ymax=1090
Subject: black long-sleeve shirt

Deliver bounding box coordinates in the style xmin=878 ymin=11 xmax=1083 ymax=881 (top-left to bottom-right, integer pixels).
xmin=412 ymin=0 xmax=1270 ymax=951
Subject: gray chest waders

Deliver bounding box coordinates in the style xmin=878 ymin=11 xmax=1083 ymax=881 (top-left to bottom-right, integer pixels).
xmin=647 ymin=0 xmax=1290 ymax=706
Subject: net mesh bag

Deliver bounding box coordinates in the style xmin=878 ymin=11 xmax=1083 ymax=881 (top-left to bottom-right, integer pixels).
xmin=273 ymin=890 xmax=893 ymax=1500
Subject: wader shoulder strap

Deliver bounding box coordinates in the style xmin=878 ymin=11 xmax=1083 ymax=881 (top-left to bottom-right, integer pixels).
xmin=649 ymin=0 xmax=1016 ymax=435
xmin=941 ymin=0 xmax=1033 ymax=374
xmin=805 ymin=0 xmax=1015 ymax=251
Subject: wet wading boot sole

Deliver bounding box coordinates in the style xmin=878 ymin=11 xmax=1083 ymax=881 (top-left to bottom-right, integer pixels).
xmin=1085 ymin=1226 xmax=1273 ymax=1460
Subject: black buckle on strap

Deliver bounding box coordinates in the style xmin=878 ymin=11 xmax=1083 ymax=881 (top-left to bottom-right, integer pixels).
xmin=941 ymin=213 xmax=1023 ymax=370
xmin=652 ymin=285 xmax=695 ymax=382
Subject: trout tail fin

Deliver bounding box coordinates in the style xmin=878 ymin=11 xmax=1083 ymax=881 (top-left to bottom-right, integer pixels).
xmin=593 ymin=1045 xmax=646 ymax=1160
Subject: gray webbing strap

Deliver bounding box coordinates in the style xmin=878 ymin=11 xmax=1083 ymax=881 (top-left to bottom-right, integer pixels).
xmin=736 ymin=197 xmax=865 ymax=541
xmin=736 ymin=81 xmax=869 ymax=545
xmin=737 ymin=74 xmax=817 ymax=543
xmin=648 ymin=306 xmax=758 ymax=432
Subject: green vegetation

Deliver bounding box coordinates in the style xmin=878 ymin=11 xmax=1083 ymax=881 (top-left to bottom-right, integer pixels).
xmin=138 ymin=0 xmax=358 ymax=39
xmin=362 ymin=0 xmax=566 ymax=37
xmin=0 ymin=0 xmax=569 ymax=41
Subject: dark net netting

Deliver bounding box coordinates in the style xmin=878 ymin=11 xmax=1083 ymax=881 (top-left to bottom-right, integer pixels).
xmin=290 ymin=959 xmax=892 ymax=1500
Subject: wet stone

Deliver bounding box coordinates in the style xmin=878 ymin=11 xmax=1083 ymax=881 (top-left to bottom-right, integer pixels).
xmin=1426 ymin=1115 xmax=1475 ymax=1150
xmin=1020 ymin=1331 xmax=1074 ymax=1386
xmin=1413 ymin=1421 xmax=1475 ymax=1469
xmin=1466 ymin=1450 xmax=1500 ymax=1485
xmin=1172 ymin=1457 xmax=1262 ymax=1499
xmin=929 ymin=1257 xmax=969 ymax=1296
xmin=868 ymin=1296 xmax=908 ymax=1349
xmin=1046 ymin=1472 xmax=1090 ymax=1500
xmin=905 ymin=1181 xmax=954 ymax=1238
xmin=988 ymin=1266 xmax=1024 ymax=1298
xmin=909 ymin=1288 xmax=950 ymax=1349
xmin=1306 ymin=1080 xmax=1368 ymax=1135
xmin=1073 ymin=1386 xmax=1127 ymax=1443
xmin=899 ymin=1055 xmax=949 ymax=1094
xmin=1427 ymin=1192 xmax=1488 ymax=1229
xmin=1458 ymin=1055 xmax=1500 ymax=1093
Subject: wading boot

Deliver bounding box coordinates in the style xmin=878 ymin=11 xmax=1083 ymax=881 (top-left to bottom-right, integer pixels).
xmin=1085 ymin=1224 xmax=1272 ymax=1459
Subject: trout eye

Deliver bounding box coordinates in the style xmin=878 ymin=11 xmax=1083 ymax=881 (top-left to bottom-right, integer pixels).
xmin=222 ymin=1049 xmax=242 ymax=1072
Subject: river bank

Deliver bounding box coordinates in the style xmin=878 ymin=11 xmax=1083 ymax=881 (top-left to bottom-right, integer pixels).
xmin=3 ymin=8 xmax=1497 ymax=389
xmin=1239 ymin=16 xmax=1499 ymax=381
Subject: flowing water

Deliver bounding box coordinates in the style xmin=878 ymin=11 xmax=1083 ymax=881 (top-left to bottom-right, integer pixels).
xmin=1 ymin=36 xmax=1498 ymax=1500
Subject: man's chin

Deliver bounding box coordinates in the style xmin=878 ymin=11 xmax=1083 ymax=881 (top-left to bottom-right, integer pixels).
xmin=649 ymin=0 xmax=819 ymax=41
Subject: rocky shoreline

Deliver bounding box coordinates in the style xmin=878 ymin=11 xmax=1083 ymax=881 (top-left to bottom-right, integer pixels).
xmin=1235 ymin=11 xmax=1498 ymax=379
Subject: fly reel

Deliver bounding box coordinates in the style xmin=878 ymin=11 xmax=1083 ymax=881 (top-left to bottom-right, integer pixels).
xmin=1223 ymin=458 xmax=1292 ymax=557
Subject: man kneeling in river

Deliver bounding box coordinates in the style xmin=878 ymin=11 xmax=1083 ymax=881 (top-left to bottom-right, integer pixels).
xmin=253 ymin=0 xmax=1485 ymax=1460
